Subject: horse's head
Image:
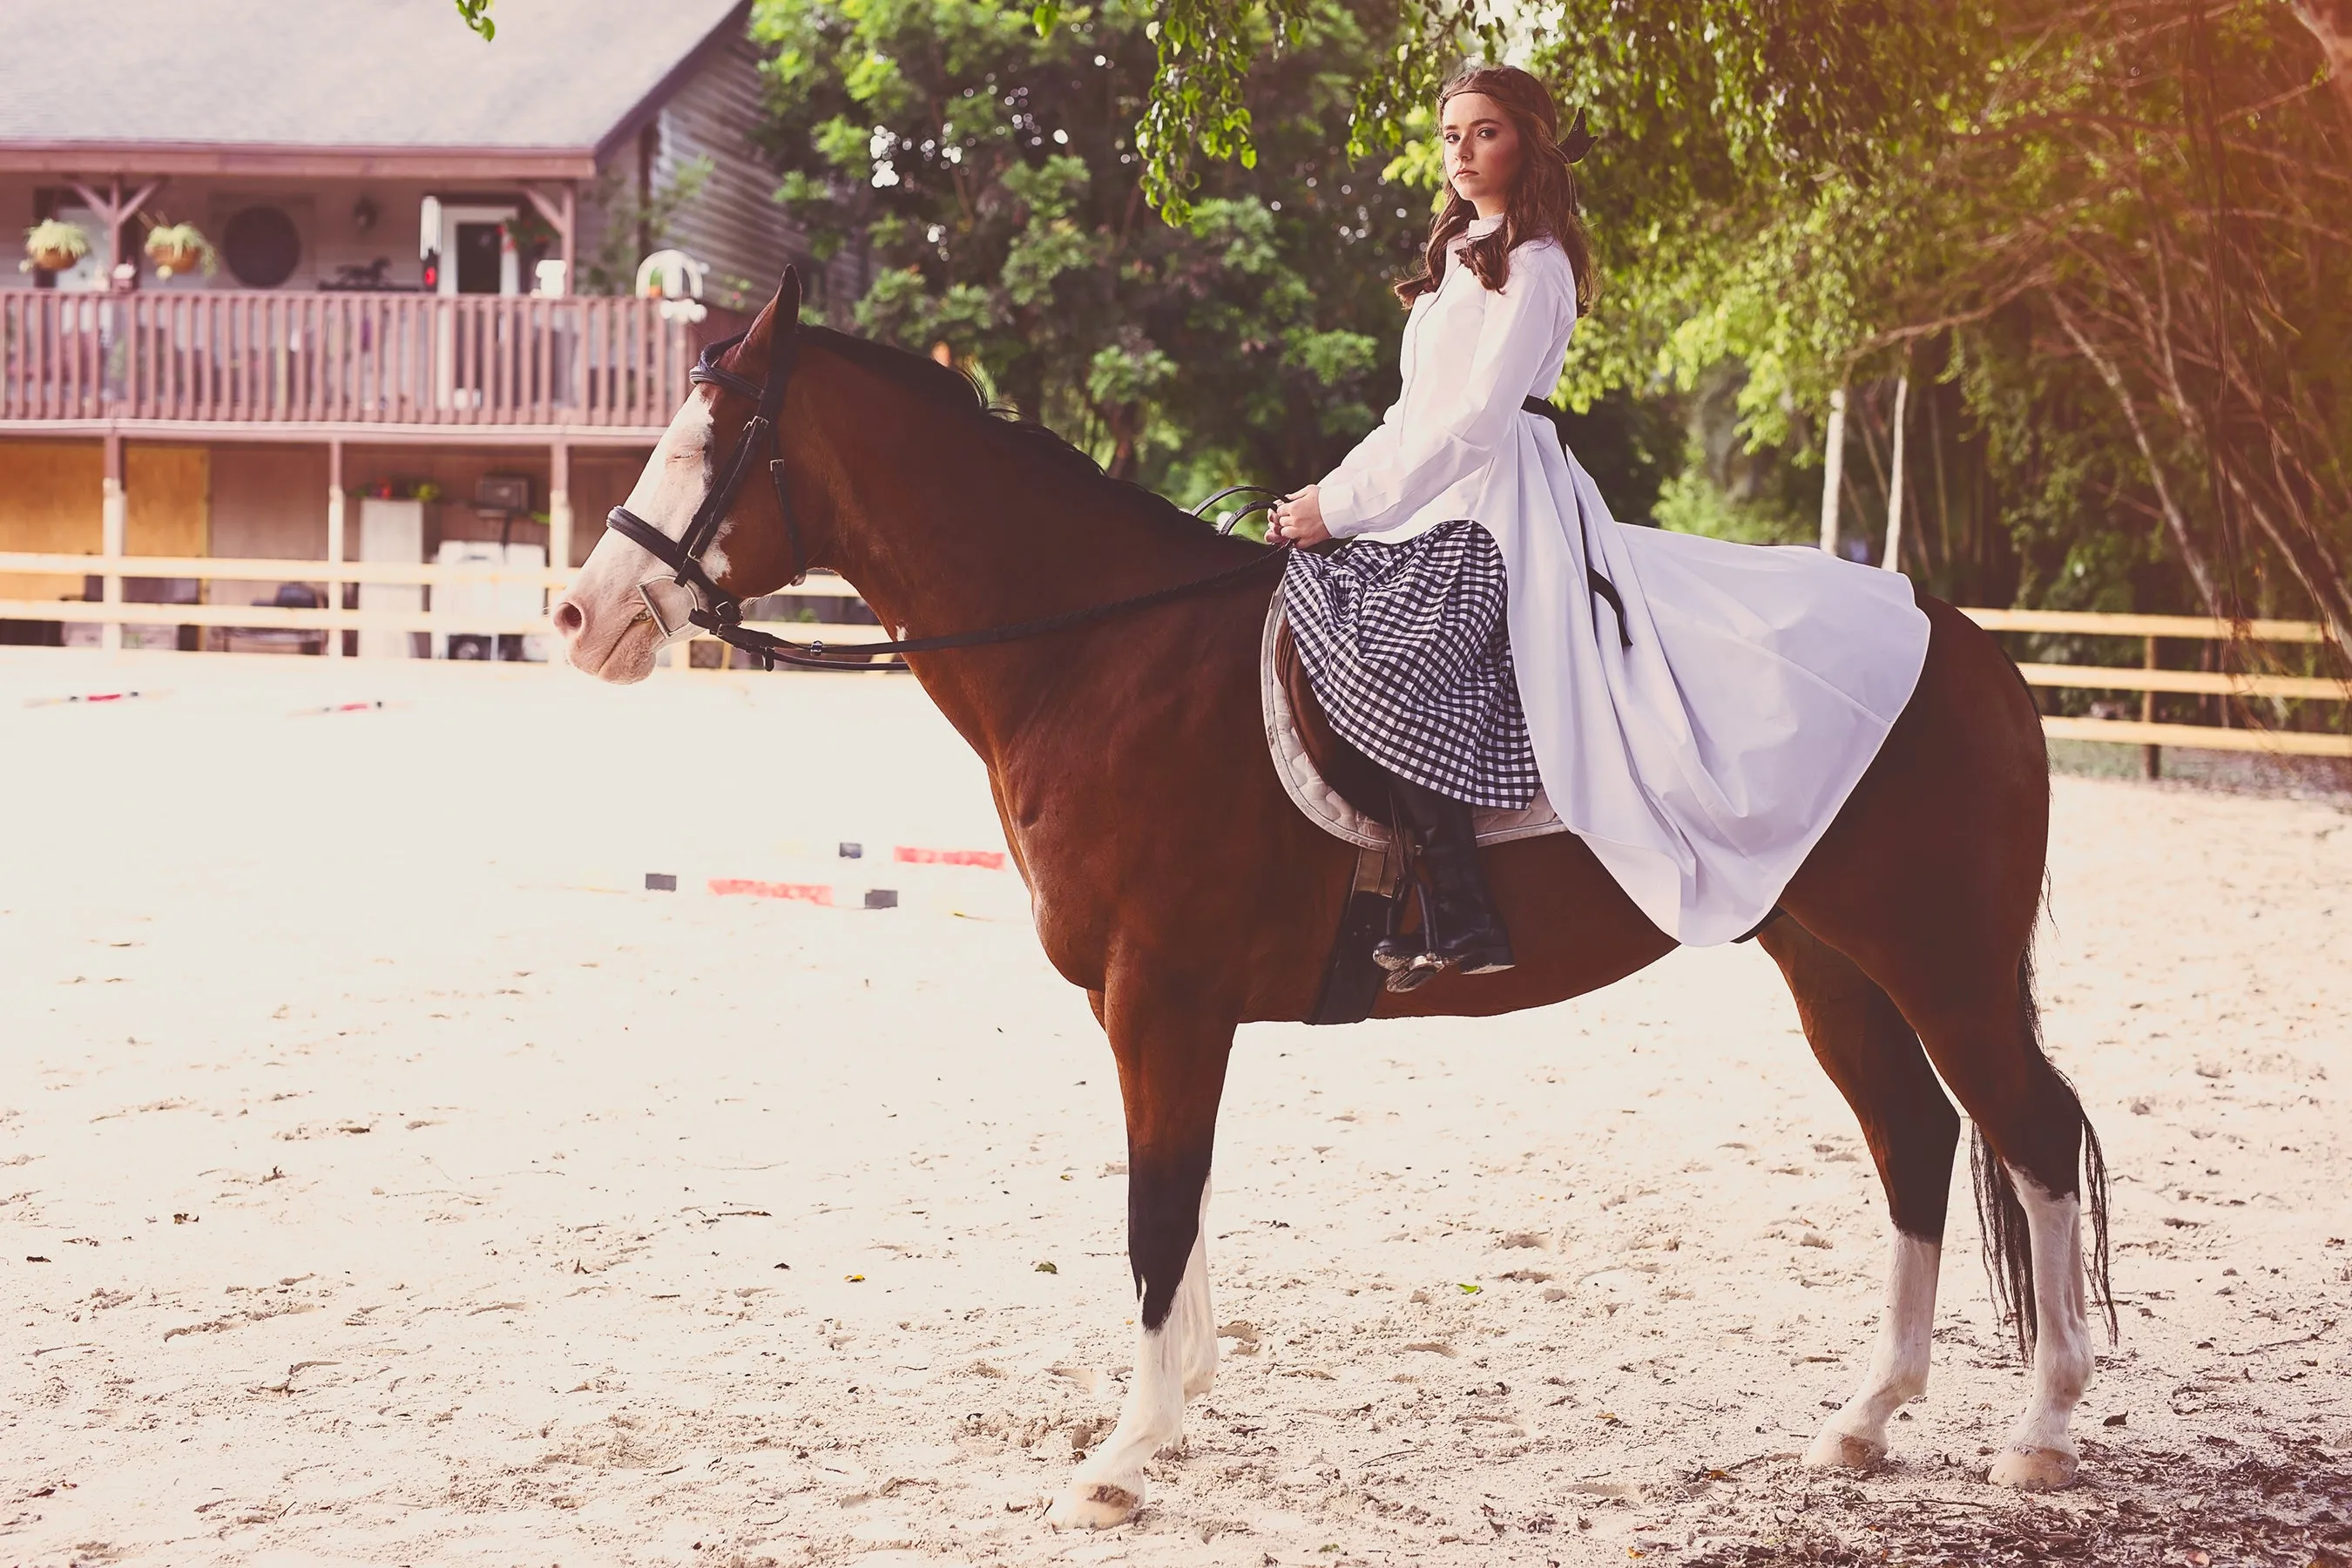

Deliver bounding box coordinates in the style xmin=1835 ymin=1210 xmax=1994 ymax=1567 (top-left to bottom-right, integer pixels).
xmin=552 ymin=269 xmax=811 ymax=682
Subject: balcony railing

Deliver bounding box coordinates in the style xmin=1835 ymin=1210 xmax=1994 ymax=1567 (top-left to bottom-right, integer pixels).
xmin=0 ymin=290 xmax=745 ymax=429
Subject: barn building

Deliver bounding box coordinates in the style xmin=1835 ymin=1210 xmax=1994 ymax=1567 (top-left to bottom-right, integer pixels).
xmin=0 ymin=0 xmax=825 ymax=653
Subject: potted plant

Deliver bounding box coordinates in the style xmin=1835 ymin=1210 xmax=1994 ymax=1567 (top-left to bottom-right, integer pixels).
xmin=21 ymin=219 xmax=90 ymax=274
xmin=143 ymin=220 xmax=217 ymax=279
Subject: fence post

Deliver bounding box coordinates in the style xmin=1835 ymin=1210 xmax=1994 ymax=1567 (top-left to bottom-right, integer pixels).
xmin=549 ymin=439 xmax=572 ymax=572
xmin=100 ymin=431 xmax=125 ymax=653
xmin=2140 ymin=634 xmax=2159 ymax=780
xmin=326 ymin=438 xmax=346 ymax=659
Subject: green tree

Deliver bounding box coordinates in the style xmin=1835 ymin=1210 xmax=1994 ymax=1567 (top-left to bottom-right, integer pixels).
xmin=751 ymin=0 xmax=1435 ymax=490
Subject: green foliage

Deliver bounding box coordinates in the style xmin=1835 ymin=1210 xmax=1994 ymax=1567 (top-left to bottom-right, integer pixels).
xmin=453 ymin=0 xmax=493 ymax=42
xmin=750 ymin=0 xmax=1433 ymax=487
xmin=453 ymin=0 xmax=2349 ymax=636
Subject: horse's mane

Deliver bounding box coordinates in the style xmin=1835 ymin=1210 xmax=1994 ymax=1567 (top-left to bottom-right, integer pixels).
xmin=798 ymin=326 xmax=1219 ymax=539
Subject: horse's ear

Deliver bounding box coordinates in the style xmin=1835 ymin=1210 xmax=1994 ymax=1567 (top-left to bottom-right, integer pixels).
xmin=744 ymin=267 xmax=804 ymax=359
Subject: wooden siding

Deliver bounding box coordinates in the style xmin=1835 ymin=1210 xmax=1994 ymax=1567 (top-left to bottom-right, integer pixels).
xmin=655 ymin=34 xmax=820 ymax=310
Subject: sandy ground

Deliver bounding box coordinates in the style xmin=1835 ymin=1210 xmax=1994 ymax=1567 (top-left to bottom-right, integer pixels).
xmin=3 ymin=648 xmax=2349 ymax=1568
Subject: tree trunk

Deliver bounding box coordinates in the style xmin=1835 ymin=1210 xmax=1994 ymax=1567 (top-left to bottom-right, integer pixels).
xmin=2051 ymin=298 xmax=2232 ymax=622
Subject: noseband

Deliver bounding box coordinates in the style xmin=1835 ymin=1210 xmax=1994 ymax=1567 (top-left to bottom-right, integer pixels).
xmin=601 ymin=321 xmax=1285 ymax=672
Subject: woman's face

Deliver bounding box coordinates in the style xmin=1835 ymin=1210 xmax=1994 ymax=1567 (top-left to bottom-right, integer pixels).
xmin=1442 ymin=91 xmax=1523 ymax=218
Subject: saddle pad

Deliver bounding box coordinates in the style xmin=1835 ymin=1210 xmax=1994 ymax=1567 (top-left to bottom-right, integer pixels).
xmin=1260 ymin=594 xmax=1572 ymax=852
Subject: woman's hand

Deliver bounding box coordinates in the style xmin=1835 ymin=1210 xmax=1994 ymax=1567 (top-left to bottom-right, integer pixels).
xmin=1269 ymin=485 xmax=1330 ymax=547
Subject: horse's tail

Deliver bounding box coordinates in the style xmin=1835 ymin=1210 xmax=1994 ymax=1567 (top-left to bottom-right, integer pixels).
xmin=1968 ymin=936 xmax=2117 ymax=1360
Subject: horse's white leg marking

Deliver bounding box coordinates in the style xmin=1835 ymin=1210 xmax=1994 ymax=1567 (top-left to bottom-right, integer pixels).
xmin=1177 ymin=1179 xmax=1216 ymax=1398
xmin=1044 ymin=1179 xmax=1213 ymax=1529
xmin=1989 ymin=1173 xmax=2093 ymax=1490
xmin=1805 ymin=1231 xmax=1940 ymax=1470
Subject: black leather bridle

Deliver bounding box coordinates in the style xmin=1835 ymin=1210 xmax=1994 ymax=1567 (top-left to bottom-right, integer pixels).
xmin=603 ymin=328 xmax=812 ymax=658
xmin=604 ymin=324 xmax=1285 ymax=672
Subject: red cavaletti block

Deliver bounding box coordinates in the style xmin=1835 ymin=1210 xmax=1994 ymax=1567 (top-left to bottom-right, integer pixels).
xmin=707 ymin=878 xmax=835 ymax=905
xmin=893 ymin=846 xmax=1007 ymax=869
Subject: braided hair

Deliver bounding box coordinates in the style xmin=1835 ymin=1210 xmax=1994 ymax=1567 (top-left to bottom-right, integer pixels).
xmin=1395 ymin=64 xmax=1599 ymax=315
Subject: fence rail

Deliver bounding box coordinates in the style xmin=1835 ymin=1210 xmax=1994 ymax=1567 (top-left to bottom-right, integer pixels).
xmin=0 ymin=552 xmax=875 ymax=660
xmin=3 ymin=568 xmax=2346 ymax=748
xmin=0 ymin=290 xmax=736 ymax=429
xmin=1958 ymin=606 xmax=2350 ymax=760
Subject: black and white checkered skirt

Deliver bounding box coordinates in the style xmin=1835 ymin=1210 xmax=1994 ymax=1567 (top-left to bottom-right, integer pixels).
xmin=1280 ymin=519 xmax=1542 ymax=808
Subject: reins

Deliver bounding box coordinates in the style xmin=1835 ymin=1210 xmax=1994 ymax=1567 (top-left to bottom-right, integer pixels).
xmin=605 ymin=324 xmax=1287 ymax=673
xmin=602 ymin=323 xmax=1627 ymax=674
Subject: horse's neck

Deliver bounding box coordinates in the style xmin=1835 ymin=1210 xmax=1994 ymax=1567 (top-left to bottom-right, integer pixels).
xmin=805 ymin=398 xmax=1240 ymax=764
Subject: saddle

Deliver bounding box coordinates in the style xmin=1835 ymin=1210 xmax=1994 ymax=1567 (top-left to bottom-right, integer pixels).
xmin=1260 ymin=596 xmax=1571 ymax=853
xmin=1260 ymin=596 xmax=1570 ymax=1024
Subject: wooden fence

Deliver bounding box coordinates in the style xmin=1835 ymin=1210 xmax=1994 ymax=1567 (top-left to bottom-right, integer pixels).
xmin=0 ymin=291 xmax=733 ymax=429
xmin=1962 ymin=607 xmax=2350 ymax=760
xmin=0 ymin=553 xmax=878 ymax=665
xmin=3 ymin=559 xmax=2346 ymax=750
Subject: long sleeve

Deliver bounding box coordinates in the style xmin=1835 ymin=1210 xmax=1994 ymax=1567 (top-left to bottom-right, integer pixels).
xmin=1316 ymin=247 xmax=1575 ymax=538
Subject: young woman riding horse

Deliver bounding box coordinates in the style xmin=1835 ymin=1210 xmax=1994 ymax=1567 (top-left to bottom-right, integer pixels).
xmin=553 ymin=63 xmax=2111 ymax=1531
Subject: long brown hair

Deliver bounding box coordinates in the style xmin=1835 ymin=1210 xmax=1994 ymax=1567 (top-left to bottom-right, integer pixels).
xmin=1395 ymin=65 xmax=1598 ymax=315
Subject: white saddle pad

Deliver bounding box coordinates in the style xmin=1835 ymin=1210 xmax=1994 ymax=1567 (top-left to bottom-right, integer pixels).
xmin=1259 ymin=596 xmax=1571 ymax=852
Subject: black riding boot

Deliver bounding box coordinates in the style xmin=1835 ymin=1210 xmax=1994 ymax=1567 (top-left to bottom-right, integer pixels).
xmin=1372 ymin=774 xmax=1517 ymax=984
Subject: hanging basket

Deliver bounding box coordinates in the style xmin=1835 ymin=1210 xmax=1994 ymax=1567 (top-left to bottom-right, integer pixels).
xmin=143 ymin=223 xmax=215 ymax=280
xmin=22 ymin=220 xmax=91 ymax=274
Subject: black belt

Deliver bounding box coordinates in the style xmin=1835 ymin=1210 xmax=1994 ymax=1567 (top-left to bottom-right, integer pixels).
xmin=1521 ymin=394 xmax=1632 ymax=650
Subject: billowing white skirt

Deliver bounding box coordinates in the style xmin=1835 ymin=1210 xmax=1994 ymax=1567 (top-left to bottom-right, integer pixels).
xmin=1418 ymin=416 xmax=1933 ymax=945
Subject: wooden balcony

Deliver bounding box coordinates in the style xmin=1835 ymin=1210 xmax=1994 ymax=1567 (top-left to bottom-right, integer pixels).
xmin=0 ymin=290 xmax=747 ymax=443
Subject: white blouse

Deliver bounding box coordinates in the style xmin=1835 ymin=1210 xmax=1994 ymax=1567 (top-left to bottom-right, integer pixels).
xmin=1317 ymin=216 xmax=1578 ymax=543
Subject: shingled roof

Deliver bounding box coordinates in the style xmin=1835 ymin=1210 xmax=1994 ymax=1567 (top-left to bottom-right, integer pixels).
xmin=0 ymin=0 xmax=754 ymax=176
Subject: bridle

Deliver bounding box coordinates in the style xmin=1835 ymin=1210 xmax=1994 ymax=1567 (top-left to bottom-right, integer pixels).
xmin=603 ymin=328 xmax=812 ymax=658
xmin=603 ymin=323 xmax=1285 ymax=672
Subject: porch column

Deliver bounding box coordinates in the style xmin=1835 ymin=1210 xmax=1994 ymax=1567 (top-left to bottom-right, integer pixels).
xmin=548 ymin=440 xmax=573 ymax=572
xmin=559 ymin=182 xmax=577 ymax=297
xmin=326 ymin=439 xmax=346 ymax=659
xmin=100 ymin=432 xmax=125 ymax=652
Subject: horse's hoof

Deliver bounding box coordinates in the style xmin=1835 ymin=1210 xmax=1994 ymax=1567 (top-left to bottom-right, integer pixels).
xmin=1988 ymin=1444 xmax=2079 ymax=1490
xmin=1181 ymin=1368 xmax=1214 ymax=1399
xmin=1044 ymin=1480 xmax=1142 ymax=1529
xmin=1802 ymin=1428 xmax=1887 ymax=1472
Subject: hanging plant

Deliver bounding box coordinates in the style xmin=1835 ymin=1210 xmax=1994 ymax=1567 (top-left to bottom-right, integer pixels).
xmin=143 ymin=220 xmax=218 ymax=279
xmin=22 ymin=219 xmax=91 ymax=274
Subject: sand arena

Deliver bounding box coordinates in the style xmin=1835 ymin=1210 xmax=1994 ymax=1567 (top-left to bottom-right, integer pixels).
xmin=3 ymin=651 xmax=2348 ymax=1566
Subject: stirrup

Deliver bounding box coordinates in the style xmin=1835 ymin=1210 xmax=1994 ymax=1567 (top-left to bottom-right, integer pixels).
xmin=1383 ymin=950 xmax=1448 ymax=993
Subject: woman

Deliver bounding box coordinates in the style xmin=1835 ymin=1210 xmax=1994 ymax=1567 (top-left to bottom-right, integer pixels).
xmin=1270 ymin=65 xmax=1929 ymax=985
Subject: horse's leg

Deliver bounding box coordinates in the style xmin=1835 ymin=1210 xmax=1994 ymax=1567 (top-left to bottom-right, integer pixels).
xmin=1903 ymin=956 xmax=2107 ymax=1491
xmin=1044 ymin=977 xmax=1233 ymax=1530
xmin=1757 ymin=918 xmax=1959 ymax=1471
xmin=1781 ymin=601 xmax=2109 ymax=1492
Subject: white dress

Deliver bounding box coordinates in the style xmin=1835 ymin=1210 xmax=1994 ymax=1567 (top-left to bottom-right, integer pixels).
xmin=1313 ymin=219 xmax=1931 ymax=946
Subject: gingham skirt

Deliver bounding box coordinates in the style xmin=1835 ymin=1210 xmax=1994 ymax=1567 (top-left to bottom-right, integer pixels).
xmin=1280 ymin=520 xmax=1542 ymax=808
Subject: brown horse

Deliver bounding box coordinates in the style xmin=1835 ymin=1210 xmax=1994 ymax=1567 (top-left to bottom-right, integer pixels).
xmin=551 ymin=272 xmax=2112 ymax=1528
